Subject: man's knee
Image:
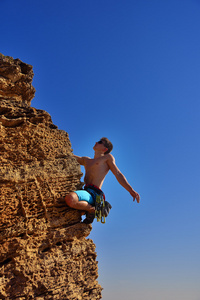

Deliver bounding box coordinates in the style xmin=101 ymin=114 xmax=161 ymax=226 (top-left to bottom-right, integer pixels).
xmin=65 ymin=192 xmax=78 ymax=207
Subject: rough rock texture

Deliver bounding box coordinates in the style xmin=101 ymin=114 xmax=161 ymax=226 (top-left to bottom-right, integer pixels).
xmin=0 ymin=54 xmax=102 ymax=299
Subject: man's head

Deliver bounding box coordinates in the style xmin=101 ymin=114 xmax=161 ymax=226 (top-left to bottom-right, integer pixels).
xmin=98 ymin=137 xmax=113 ymax=155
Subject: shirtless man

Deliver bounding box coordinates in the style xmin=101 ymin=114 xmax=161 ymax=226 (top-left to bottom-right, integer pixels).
xmin=65 ymin=137 xmax=140 ymax=223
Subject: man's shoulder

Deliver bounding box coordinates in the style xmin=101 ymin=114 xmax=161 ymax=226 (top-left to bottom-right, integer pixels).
xmin=104 ymin=153 xmax=115 ymax=161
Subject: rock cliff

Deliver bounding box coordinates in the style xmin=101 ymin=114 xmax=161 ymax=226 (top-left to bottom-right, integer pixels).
xmin=0 ymin=54 xmax=102 ymax=299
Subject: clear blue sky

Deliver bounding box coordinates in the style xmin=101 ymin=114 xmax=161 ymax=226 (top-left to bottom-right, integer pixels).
xmin=2 ymin=1 xmax=200 ymax=299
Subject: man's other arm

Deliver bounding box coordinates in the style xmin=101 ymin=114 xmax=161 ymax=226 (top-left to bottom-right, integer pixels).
xmin=107 ymin=155 xmax=140 ymax=203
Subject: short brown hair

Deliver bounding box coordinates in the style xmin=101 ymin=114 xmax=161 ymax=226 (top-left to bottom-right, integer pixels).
xmin=100 ymin=137 xmax=113 ymax=155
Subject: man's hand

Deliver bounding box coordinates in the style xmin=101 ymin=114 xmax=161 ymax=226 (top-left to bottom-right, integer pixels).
xmin=130 ymin=190 xmax=140 ymax=203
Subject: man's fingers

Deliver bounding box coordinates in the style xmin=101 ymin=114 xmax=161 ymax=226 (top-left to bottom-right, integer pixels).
xmin=136 ymin=195 xmax=140 ymax=203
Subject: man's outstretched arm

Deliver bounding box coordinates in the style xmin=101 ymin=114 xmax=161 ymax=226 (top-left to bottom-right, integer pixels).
xmin=73 ymin=155 xmax=85 ymax=165
xmin=107 ymin=155 xmax=140 ymax=203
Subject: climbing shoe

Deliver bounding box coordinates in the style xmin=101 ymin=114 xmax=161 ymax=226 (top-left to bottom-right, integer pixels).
xmin=82 ymin=212 xmax=95 ymax=224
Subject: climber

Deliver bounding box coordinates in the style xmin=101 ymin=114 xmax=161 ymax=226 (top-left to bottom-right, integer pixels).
xmin=65 ymin=137 xmax=140 ymax=224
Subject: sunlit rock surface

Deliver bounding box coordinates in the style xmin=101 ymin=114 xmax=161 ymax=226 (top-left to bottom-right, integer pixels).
xmin=0 ymin=54 xmax=102 ymax=299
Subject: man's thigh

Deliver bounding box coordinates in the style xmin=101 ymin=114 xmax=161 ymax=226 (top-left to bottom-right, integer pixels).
xmin=74 ymin=190 xmax=95 ymax=205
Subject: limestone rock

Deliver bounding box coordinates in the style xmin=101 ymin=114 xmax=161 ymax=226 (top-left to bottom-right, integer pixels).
xmin=0 ymin=54 xmax=102 ymax=299
xmin=0 ymin=54 xmax=35 ymax=106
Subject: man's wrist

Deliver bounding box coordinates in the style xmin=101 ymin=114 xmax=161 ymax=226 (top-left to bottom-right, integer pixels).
xmin=129 ymin=188 xmax=136 ymax=195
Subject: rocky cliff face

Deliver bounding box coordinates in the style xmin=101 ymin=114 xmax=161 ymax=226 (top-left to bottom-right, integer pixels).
xmin=0 ymin=54 xmax=102 ymax=299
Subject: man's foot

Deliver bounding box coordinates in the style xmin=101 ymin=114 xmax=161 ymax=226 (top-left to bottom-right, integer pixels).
xmin=82 ymin=212 xmax=95 ymax=224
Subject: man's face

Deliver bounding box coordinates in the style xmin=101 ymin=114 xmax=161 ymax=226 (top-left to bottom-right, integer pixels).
xmin=93 ymin=140 xmax=107 ymax=153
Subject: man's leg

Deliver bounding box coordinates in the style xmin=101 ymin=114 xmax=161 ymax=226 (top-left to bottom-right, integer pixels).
xmin=65 ymin=192 xmax=95 ymax=213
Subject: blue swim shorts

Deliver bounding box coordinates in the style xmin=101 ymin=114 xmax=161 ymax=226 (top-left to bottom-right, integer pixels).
xmin=74 ymin=185 xmax=105 ymax=206
xmin=75 ymin=184 xmax=105 ymax=206
xmin=74 ymin=190 xmax=95 ymax=205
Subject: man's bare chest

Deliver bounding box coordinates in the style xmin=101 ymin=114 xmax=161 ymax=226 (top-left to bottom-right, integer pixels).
xmin=85 ymin=158 xmax=108 ymax=173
